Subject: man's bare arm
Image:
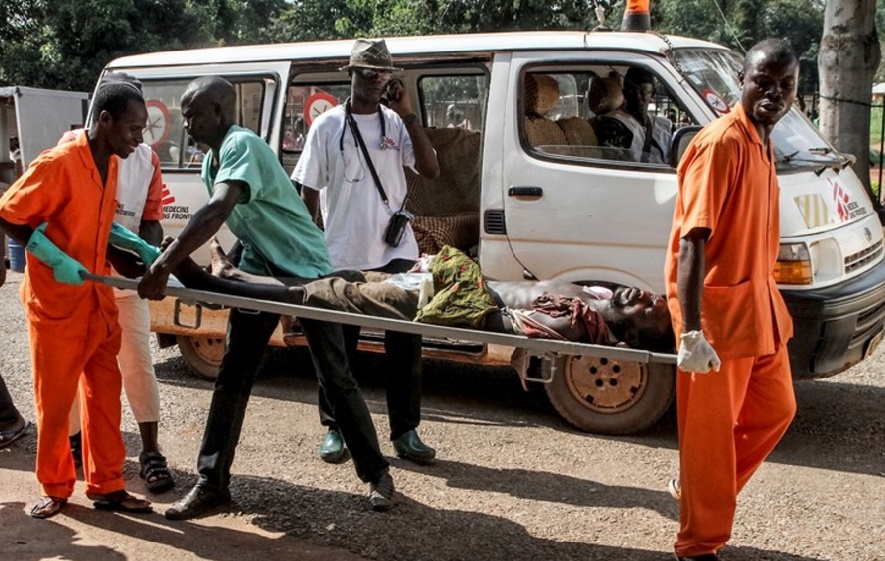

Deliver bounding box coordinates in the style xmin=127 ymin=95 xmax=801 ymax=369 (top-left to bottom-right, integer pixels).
xmin=676 ymin=228 xmax=710 ymax=332
xmin=138 ymin=180 xmax=246 ymax=299
xmin=139 ymin=219 xmax=163 ymax=247
xmin=387 ymin=79 xmax=439 ymax=179
xmin=0 ymin=216 xmax=34 ymax=248
xmin=300 ymin=185 xmax=320 ymax=223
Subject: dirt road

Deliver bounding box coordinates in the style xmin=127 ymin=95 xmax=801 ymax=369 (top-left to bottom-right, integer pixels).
xmin=1 ymin=270 xmax=883 ymax=561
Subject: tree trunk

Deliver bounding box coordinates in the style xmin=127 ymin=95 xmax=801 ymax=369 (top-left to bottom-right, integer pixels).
xmin=818 ymin=0 xmax=880 ymax=196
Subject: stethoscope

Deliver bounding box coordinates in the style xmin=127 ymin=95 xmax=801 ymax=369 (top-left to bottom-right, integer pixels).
xmin=339 ymin=98 xmax=389 ymax=153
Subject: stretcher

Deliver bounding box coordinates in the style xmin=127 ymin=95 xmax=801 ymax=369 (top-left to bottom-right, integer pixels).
xmin=85 ymin=272 xmax=677 ymax=367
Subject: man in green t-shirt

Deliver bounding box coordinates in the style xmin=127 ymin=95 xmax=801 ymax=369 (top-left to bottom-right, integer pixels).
xmin=138 ymin=76 xmax=396 ymax=518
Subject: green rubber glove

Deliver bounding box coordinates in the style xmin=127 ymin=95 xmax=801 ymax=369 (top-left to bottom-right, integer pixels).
xmin=25 ymin=223 xmax=87 ymax=285
xmin=108 ymin=222 xmax=161 ymax=266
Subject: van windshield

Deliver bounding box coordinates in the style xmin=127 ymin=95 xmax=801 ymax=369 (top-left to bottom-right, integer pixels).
xmin=673 ymin=49 xmax=842 ymax=172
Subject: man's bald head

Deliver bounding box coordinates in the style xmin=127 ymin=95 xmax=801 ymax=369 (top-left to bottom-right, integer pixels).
xmin=739 ymin=39 xmax=800 ymax=135
xmin=180 ymin=76 xmax=237 ymax=148
xmin=182 ymin=76 xmax=236 ymax=120
xmin=743 ymin=39 xmax=799 ymax=74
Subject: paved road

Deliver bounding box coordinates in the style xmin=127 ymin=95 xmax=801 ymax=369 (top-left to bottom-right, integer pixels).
xmin=1 ymin=270 xmax=883 ymax=561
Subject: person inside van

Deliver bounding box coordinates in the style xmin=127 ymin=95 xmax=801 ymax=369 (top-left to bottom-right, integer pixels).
xmin=595 ymin=67 xmax=672 ymax=164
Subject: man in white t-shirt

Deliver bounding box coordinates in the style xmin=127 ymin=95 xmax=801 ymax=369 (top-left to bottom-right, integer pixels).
xmin=292 ymin=38 xmax=440 ymax=466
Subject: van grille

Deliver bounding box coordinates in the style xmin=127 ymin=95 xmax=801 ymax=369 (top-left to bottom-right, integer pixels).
xmin=850 ymin=297 xmax=885 ymax=346
xmin=844 ymin=240 xmax=883 ymax=274
xmin=484 ymin=209 xmax=507 ymax=235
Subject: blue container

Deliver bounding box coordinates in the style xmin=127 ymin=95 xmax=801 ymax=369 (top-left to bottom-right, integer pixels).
xmin=8 ymin=237 xmax=26 ymax=272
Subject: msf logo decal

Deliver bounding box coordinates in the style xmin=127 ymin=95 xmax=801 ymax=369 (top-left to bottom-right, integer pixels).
xmin=162 ymin=185 xmax=194 ymax=220
xmin=795 ymin=179 xmax=868 ymax=228
xmin=829 ymin=178 xmax=867 ymax=222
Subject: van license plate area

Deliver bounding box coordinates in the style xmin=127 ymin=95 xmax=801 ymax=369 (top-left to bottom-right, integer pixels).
xmin=864 ymin=329 xmax=884 ymax=359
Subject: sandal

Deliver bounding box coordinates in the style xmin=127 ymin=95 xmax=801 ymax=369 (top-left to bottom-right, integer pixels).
xmin=0 ymin=418 xmax=29 ymax=449
xmin=29 ymin=496 xmax=67 ymax=519
xmin=86 ymin=490 xmax=153 ymax=513
xmin=139 ymin=451 xmax=175 ymax=493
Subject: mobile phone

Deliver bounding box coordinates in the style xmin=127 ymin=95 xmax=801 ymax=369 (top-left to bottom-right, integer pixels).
xmin=385 ymin=80 xmax=402 ymax=103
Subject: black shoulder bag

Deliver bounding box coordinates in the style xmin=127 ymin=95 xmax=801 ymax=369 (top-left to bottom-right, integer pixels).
xmin=345 ymin=99 xmax=412 ymax=247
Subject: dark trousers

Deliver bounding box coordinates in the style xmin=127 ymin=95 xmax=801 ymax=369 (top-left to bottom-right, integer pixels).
xmin=318 ymin=259 xmax=423 ymax=441
xmin=196 ymin=308 xmax=388 ymax=489
xmin=0 ymin=373 xmax=22 ymax=425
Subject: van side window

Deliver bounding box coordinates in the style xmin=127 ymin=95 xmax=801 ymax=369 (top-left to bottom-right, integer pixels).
xmin=282 ymin=83 xmax=350 ymax=173
xmin=140 ymin=78 xmax=266 ymax=169
xmin=417 ymin=74 xmax=487 ymax=131
xmin=521 ymin=67 xmax=696 ymax=167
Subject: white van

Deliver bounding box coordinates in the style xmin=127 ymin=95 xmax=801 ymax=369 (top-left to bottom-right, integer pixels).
xmin=99 ymin=30 xmax=885 ymax=435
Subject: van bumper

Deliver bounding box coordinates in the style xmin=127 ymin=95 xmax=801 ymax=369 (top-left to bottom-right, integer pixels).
xmin=782 ymin=258 xmax=885 ymax=379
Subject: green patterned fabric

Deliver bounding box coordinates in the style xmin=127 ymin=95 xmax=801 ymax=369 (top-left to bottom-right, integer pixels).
xmin=415 ymin=245 xmax=498 ymax=328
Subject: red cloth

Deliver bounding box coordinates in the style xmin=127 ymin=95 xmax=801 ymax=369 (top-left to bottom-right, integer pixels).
xmin=526 ymin=293 xmax=614 ymax=344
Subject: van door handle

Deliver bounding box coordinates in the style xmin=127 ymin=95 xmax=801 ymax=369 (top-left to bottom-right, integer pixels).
xmin=508 ymin=186 xmax=543 ymax=198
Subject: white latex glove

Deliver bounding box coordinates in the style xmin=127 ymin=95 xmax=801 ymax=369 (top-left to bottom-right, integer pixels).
xmin=677 ymin=330 xmax=722 ymax=373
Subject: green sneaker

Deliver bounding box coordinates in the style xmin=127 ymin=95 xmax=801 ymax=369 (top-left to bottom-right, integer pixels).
xmin=319 ymin=429 xmax=350 ymax=464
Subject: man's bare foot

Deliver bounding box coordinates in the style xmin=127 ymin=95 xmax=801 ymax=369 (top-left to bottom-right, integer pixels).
xmin=209 ymin=238 xmax=237 ymax=279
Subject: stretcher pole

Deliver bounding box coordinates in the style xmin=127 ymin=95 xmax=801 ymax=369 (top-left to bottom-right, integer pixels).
xmin=82 ymin=273 xmax=676 ymax=365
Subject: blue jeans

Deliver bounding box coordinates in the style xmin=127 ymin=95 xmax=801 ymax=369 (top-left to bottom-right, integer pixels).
xmin=195 ymin=308 xmax=388 ymax=489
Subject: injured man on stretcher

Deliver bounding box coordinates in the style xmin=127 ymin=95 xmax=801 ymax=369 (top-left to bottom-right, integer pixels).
xmin=165 ymin=241 xmax=674 ymax=353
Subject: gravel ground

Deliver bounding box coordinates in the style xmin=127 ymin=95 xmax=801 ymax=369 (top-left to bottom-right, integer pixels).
xmin=1 ymin=268 xmax=883 ymax=561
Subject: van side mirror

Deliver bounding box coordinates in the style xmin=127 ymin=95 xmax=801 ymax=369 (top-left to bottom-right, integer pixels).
xmin=670 ymin=125 xmax=702 ymax=168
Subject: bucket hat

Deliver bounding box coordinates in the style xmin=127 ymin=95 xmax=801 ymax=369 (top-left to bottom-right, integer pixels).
xmin=340 ymin=38 xmax=402 ymax=72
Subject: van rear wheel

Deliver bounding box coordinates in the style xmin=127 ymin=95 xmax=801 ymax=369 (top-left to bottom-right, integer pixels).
xmin=177 ymin=335 xmax=224 ymax=381
xmin=543 ymin=355 xmax=675 ymax=435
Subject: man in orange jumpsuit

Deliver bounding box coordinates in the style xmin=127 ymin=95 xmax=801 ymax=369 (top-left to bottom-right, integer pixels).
xmin=0 ymin=83 xmax=153 ymax=519
xmin=663 ymin=39 xmax=799 ymax=560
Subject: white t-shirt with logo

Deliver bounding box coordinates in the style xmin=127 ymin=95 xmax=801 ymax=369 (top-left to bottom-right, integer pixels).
xmin=292 ymin=104 xmax=418 ymax=270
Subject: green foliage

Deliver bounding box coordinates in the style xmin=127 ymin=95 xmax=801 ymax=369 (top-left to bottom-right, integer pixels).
xmin=0 ymin=0 xmax=836 ymax=94
xmin=0 ymin=0 xmax=288 ymax=91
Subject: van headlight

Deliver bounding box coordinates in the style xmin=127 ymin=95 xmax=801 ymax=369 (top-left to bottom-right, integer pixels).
xmin=773 ymin=242 xmax=813 ymax=284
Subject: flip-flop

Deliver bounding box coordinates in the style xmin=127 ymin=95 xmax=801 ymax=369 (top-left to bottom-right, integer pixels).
xmin=0 ymin=419 xmax=29 ymax=449
xmin=87 ymin=491 xmax=153 ymax=513
xmin=29 ymin=496 xmax=67 ymax=519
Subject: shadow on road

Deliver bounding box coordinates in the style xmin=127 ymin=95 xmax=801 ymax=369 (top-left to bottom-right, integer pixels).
xmin=0 ymin=501 xmax=126 ymax=561
xmin=62 ymin=473 xmax=828 ymax=561
xmin=395 ymin=457 xmax=679 ymax=520
xmin=153 ymin=346 xmax=885 ymax=478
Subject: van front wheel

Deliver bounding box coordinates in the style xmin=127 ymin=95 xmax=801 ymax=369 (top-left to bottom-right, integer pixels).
xmin=543 ymin=355 xmax=675 ymax=435
xmin=177 ymin=335 xmax=224 ymax=381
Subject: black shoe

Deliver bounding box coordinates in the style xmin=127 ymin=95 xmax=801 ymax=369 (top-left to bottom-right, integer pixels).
xmin=368 ymin=471 xmax=395 ymax=511
xmin=69 ymin=432 xmax=82 ymax=469
xmin=392 ymin=430 xmax=436 ymax=464
xmin=675 ymin=554 xmax=720 ymax=560
xmin=319 ymin=429 xmax=350 ymax=464
xmin=165 ymin=484 xmax=231 ymax=520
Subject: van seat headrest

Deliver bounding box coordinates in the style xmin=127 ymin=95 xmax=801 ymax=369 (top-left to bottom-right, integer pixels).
xmin=587 ymin=71 xmax=624 ymax=115
xmin=525 ymin=74 xmax=560 ymax=117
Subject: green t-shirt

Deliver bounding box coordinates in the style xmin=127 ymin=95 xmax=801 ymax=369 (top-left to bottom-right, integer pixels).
xmin=203 ymin=125 xmax=332 ymax=278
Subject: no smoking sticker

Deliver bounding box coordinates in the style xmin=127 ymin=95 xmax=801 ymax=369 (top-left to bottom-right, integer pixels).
xmin=703 ymin=90 xmax=730 ymax=114
xmin=304 ymin=92 xmax=339 ymax=126
xmin=143 ymin=99 xmax=171 ymax=147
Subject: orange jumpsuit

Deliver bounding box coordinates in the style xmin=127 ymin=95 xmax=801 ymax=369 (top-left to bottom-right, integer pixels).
xmin=0 ymin=132 xmax=126 ymax=499
xmin=663 ymin=103 xmax=796 ymax=557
